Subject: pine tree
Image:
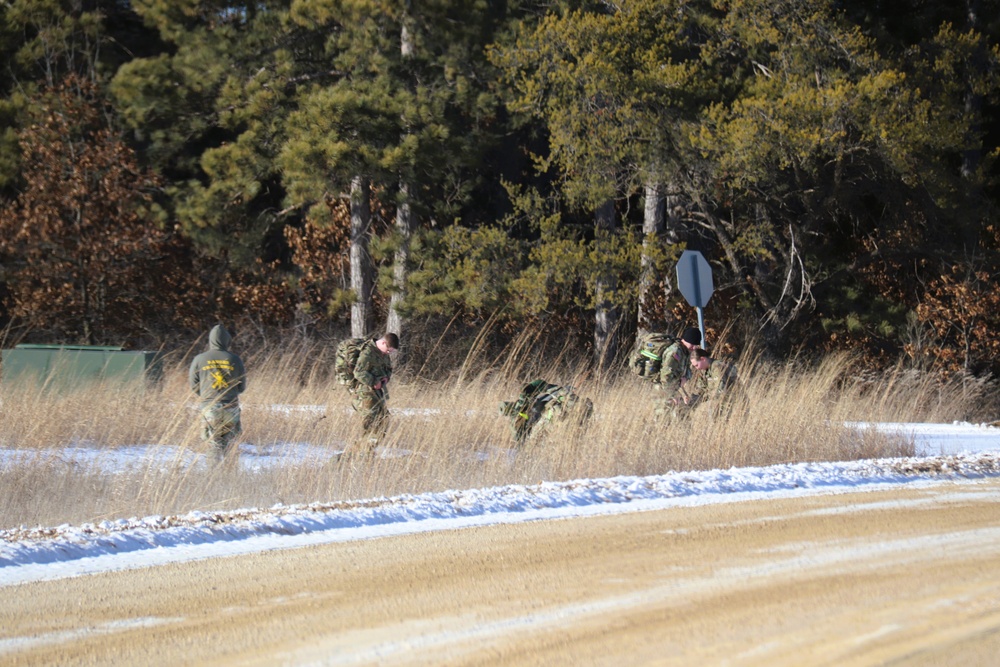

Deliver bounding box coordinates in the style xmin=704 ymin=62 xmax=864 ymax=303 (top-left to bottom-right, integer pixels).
xmin=692 ymin=0 xmax=1000 ymax=352
xmin=281 ymin=0 xmax=507 ymax=341
xmin=489 ymin=0 xmax=720 ymax=361
xmin=111 ymin=0 xmax=328 ymax=270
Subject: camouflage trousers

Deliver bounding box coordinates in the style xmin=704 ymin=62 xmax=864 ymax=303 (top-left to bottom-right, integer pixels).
xmin=653 ymin=395 xmax=694 ymax=423
xmin=351 ymin=387 xmax=389 ymax=453
xmin=200 ymin=403 xmax=242 ymax=462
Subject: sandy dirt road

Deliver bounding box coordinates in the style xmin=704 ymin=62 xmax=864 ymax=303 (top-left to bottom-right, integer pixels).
xmin=3 ymin=477 xmax=1000 ymax=667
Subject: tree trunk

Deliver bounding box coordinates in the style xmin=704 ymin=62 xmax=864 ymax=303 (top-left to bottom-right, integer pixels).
xmin=385 ymin=182 xmax=412 ymax=344
xmin=638 ymin=180 xmax=663 ymax=337
xmin=385 ymin=6 xmax=415 ymax=354
xmin=350 ymin=176 xmax=374 ymax=338
xmin=594 ymin=199 xmax=620 ymax=371
xmin=661 ymin=177 xmax=684 ymax=311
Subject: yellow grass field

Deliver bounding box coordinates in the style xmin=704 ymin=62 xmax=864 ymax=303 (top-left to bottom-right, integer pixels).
xmin=0 ymin=336 xmax=992 ymax=530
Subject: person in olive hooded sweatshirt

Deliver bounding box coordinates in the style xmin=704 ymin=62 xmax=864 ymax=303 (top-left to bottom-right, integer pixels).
xmin=189 ymin=324 xmax=246 ymax=462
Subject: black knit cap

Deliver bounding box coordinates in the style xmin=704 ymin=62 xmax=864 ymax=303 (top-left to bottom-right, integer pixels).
xmin=681 ymin=327 xmax=702 ymax=346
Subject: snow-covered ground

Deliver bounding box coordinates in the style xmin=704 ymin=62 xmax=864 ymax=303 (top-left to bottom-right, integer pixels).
xmin=2 ymin=421 xmax=999 ymax=588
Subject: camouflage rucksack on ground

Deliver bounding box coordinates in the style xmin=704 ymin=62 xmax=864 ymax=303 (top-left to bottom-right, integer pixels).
xmin=499 ymin=380 xmax=553 ymax=422
xmin=535 ymin=384 xmax=592 ymax=424
xmin=335 ymin=336 xmax=370 ymax=385
xmin=500 ymin=380 xmax=594 ymax=445
xmin=629 ymin=332 xmax=677 ymax=380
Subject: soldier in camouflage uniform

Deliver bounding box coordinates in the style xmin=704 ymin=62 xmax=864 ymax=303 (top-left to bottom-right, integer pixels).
xmin=651 ymin=327 xmax=702 ymax=420
xmin=659 ymin=347 xmax=738 ymax=420
xmin=347 ymin=332 xmax=398 ymax=455
xmin=189 ymin=324 xmax=246 ymax=463
xmin=685 ymin=347 xmax=738 ymax=408
xmin=499 ymin=379 xmax=593 ymax=446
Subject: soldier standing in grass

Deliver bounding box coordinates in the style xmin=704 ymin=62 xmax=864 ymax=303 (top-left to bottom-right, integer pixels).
xmin=189 ymin=324 xmax=246 ymax=463
xmin=347 ymin=332 xmax=399 ymax=456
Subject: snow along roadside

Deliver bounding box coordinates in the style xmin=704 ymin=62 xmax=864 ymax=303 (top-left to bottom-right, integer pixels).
xmin=2 ymin=451 xmax=1000 ymax=587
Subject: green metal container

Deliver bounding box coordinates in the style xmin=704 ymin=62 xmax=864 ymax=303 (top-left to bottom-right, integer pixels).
xmin=1 ymin=344 xmax=164 ymax=390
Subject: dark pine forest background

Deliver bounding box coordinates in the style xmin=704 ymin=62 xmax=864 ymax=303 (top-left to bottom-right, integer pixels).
xmin=2 ymin=0 xmax=1000 ymax=381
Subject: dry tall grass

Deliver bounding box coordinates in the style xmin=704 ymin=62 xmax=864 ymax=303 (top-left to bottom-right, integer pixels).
xmin=0 ymin=335 xmax=993 ymax=530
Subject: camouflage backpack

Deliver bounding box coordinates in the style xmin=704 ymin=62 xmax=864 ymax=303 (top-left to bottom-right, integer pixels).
xmin=507 ymin=380 xmax=555 ymax=419
xmin=629 ymin=332 xmax=677 ymax=380
xmin=538 ymin=386 xmax=593 ymax=426
xmin=500 ymin=380 xmax=593 ymax=445
xmin=335 ymin=336 xmax=371 ymax=385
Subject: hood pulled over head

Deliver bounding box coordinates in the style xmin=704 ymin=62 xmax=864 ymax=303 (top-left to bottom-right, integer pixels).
xmin=209 ymin=324 xmax=231 ymax=351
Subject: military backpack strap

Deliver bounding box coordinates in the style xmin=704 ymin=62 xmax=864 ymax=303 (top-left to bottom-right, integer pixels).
xmin=640 ymin=347 xmax=663 ymax=362
xmin=533 ymin=383 xmax=562 ymax=403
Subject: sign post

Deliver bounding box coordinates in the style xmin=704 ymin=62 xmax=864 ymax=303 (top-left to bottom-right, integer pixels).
xmin=675 ymin=250 xmax=714 ymax=345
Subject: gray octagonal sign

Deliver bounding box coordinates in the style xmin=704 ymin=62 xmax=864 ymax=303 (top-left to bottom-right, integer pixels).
xmin=676 ymin=250 xmax=714 ymax=308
